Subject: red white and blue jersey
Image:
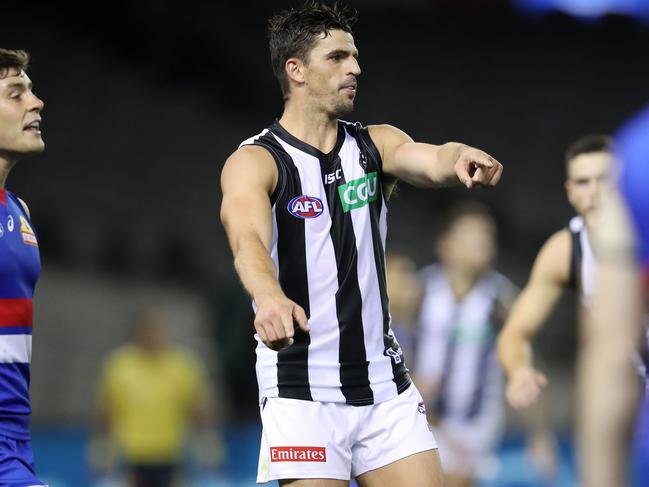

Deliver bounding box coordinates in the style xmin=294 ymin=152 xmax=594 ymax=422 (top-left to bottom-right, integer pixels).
xmin=618 ymin=107 xmax=649 ymax=371
xmin=0 ymin=188 xmax=40 ymax=440
xmin=617 ymin=107 xmax=649 ymax=484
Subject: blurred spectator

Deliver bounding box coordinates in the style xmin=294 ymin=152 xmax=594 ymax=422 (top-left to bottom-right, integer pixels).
xmin=89 ymin=308 xmax=223 ymax=487
xmin=413 ymin=202 xmax=557 ymax=487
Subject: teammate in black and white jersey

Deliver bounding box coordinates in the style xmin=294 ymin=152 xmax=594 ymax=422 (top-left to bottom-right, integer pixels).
xmin=496 ymin=135 xmax=615 ymax=410
xmin=220 ymin=3 xmax=502 ymax=486
xmin=414 ymin=203 xmax=557 ymax=487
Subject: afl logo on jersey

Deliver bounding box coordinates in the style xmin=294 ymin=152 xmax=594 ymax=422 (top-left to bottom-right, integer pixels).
xmin=288 ymin=195 xmax=324 ymax=219
xmin=0 ymin=222 xmax=3 ymax=238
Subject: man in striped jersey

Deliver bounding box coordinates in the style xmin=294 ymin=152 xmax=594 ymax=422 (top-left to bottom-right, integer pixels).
xmin=496 ymin=136 xmax=615 ymax=410
xmin=220 ymin=3 xmax=502 ymax=486
xmin=0 ymin=49 xmax=47 ymax=486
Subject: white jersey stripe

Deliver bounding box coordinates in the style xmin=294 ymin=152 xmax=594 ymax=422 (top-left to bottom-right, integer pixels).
xmin=340 ymin=134 xmax=397 ymax=401
xmin=274 ymin=136 xmax=346 ymax=403
xmin=0 ymin=335 xmax=32 ymax=363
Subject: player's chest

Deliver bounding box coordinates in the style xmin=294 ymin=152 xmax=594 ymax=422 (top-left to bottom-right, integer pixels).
xmin=285 ymin=149 xmax=381 ymax=219
xmin=0 ymin=207 xmax=40 ymax=291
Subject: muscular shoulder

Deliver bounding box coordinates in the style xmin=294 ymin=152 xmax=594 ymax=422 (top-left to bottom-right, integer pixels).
xmin=530 ymin=228 xmax=572 ymax=287
xmin=221 ymin=144 xmax=278 ymax=195
xmin=368 ymin=124 xmax=413 ymax=159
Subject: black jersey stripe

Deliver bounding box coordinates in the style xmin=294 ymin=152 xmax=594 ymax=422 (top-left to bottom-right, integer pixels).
xmin=354 ymin=125 xmax=411 ymax=393
xmin=254 ymin=134 xmax=312 ymax=401
xmin=321 ymin=153 xmax=373 ymax=406
xmin=569 ymin=226 xmax=582 ymax=293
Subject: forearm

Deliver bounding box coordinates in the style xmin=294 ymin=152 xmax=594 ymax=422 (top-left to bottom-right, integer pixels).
xmin=497 ymin=328 xmax=533 ymax=377
xmin=233 ymin=235 xmax=284 ymax=302
xmin=391 ymin=141 xmax=468 ymax=187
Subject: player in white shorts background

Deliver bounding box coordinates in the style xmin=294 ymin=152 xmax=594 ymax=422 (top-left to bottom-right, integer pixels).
xmin=220 ymin=2 xmax=503 ymax=485
xmin=414 ymin=202 xmax=557 ymax=487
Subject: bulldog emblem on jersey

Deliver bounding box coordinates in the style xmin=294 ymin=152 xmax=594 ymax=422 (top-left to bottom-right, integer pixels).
xmin=288 ymin=195 xmax=324 ymax=219
xmin=19 ymin=216 xmax=38 ymax=247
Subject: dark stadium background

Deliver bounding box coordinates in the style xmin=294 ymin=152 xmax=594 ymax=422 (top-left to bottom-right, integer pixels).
xmin=3 ymin=0 xmax=648 ymax=485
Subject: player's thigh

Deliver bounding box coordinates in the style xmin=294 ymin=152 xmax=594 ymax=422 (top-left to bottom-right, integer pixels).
xmin=445 ymin=473 xmax=473 ymax=487
xmin=280 ymin=479 xmax=349 ymax=487
xmin=355 ymin=449 xmax=443 ymax=487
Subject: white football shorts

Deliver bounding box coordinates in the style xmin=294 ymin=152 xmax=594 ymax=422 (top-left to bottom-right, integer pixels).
xmin=256 ymin=383 xmax=437 ymax=483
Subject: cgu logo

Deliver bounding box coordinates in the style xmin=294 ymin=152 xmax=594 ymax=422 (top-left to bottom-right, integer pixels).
xmin=338 ymin=172 xmax=378 ymax=213
xmin=288 ymin=195 xmax=324 ymax=219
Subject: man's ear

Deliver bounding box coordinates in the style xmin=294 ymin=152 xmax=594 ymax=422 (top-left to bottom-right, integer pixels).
xmin=285 ymin=57 xmax=306 ymax=85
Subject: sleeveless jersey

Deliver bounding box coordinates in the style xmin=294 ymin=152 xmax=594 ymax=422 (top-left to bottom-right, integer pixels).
xmin=0 ymin=189 xmax=40 ymax=439
xmin=240 ymin=120 xmax=410 ymax=406
xmin=415 ymin=265 xmax=517 ymax=421
xmin=568 ymin=215 xmax=596 ymax=307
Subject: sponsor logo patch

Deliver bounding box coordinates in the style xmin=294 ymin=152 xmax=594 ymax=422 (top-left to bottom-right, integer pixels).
xmin=338 ymin=171 xmax=378 ymax=212
xmin=288 ymin=195 xmax=324 ymax=219
xmin=417 ymin=401 xmax=426 ymax=414
xmin=270 ymin=446 xmax=327 ymax=462
xmin=19 ymin=216 xmax=38 ymax=247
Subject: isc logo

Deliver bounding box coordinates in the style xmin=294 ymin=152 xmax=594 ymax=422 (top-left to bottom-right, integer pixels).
xmin=288 ymin=195 xmax=324 ymax=219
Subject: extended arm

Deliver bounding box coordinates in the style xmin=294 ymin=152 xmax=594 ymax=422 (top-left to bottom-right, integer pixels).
xmin=497 ymin=230 xmax=571 ymax=409
xmin=220 ymin=146 xmax=309 ymax=349
xmin=368 ymin=124 xmax=503 ymax=189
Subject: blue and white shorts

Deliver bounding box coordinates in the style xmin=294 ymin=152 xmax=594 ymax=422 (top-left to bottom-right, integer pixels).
xmin=0 ymin=435 xmax=47 ymax=487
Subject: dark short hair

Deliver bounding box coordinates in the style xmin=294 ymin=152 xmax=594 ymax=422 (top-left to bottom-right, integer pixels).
xmin=0 ymin=49 xmax=29 ymax=79
xmin=565 ymin=135 xmax=614 ymax=170
xmin=439 ymin=201 xmax=496 ymax=238
xmin=268 ymin=1 xmax=357 ymax=99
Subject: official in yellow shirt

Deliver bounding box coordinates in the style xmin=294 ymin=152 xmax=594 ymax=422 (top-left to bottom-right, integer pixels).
xmin=95 ymin=309 xmax=218 ymax=487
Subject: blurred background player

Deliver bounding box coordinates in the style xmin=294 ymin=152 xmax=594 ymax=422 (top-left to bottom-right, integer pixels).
xmin=385 ymin=252 xmax=423 ymax=363
xmin=497 ymin=136 xmax=615 ymax=410
xmin=0 ymin=48 xmax=46 ymax=486
xmin=91 ymin=308 xmax=222 ymax=487
xmin=414 ymin=202 xmax=556 ymax=487
xmin=578 ymin=106 xmax=649 ymax=487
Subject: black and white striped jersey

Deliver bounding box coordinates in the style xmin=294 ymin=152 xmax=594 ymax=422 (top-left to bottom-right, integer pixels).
xmin=415 ymin=265 xmax=517 ymax=421
xmin=568 ymin=216 xmax=596 ymax=308
xmin=239 ymin=120 xmax=410 ymax=406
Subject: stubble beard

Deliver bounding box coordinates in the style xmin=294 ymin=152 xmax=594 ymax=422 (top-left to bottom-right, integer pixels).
xmin=330 ymin=99 xmax=354 ymax=119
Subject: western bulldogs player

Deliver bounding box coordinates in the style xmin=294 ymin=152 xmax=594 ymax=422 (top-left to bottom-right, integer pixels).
xmin=0 ymin=48 xmax=46 ymax=487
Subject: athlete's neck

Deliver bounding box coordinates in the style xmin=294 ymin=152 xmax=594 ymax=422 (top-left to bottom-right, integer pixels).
xmin=0 ymin=155 xmax=16 ymax=189
xmin=445 ymin=267 xmax=481 ymax=301
xmin=279 ymin=102 xmax=339 ymax=154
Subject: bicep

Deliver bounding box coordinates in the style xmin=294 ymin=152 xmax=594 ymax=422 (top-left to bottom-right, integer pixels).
xmin=369 ymin=124 xmax=448 ymax=188
xmin=220 ymin=147 xmax=277 ymax=253
xmin=504 ymin=279 xmax=563 ymax=337
xmin=370 ymin=124 xmax=429 ymax=182
xmin=502 ymin=233 xmax=571 ymax=336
